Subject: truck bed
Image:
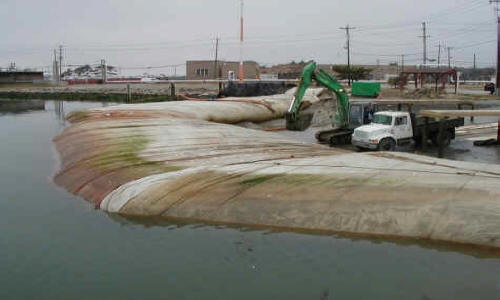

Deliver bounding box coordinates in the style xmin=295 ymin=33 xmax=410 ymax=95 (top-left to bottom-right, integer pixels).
xmin=413 ymin=116 xmax=465 ymax=138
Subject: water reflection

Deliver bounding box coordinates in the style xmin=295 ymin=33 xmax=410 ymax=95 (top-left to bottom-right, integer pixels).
xmin=54 ymin=101 xmax=65 ymax=123
xmin=110 ymin=212 xmax=500 ymax=259
xmin=0 ymin=99 xmax=45 ymax=114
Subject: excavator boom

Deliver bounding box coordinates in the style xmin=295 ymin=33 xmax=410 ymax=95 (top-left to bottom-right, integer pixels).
xmin=285 ymin=61 xmax=350 ymax=131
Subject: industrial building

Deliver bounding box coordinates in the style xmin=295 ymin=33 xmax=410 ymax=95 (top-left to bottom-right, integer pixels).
xmin=0 ymin=71 xmax=44 ymax=84
xmin=186 ymin=60 xmax=260 ymax=80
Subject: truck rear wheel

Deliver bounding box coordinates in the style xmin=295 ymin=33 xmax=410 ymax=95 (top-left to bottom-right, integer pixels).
xmin=431 ymin=131 xmax=451 ymax=147
xmin=378 ymin=138 xmax=396 ymax=151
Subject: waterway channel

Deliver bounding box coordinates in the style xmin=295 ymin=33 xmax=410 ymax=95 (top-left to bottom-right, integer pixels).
xmin=1 ymin=100 xmax=500 ymax=300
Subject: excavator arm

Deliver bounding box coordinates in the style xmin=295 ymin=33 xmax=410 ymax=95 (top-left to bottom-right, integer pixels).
xmin=285 ymin=61 xmax=350 ymax=131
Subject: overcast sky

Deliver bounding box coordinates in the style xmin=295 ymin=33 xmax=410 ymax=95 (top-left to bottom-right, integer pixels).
xmin=0 ymin=0 xmax=497 ymax=75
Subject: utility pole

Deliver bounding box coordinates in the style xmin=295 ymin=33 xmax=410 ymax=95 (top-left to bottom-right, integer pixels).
xmin=214 ymin=37 xmax=219 ymax=80
xmin=490 ymin=0 xmax=500 ymax=94
xmin=340 ymin=24 xmax=356 ymax=86
xmin=238 ymin=0 xmax=244 ymax=81
xmin=437 ymin=42 xmax=442 ymax=66
xmin=419 ymin=22 xmax=430 ymax=66
xmin=53 ymin=49 xmax=59 ymax=82
xmin=59 ymin=45 xmax=63 ymax=80
xmin=447 ymin=47 xmax=453 ymax=68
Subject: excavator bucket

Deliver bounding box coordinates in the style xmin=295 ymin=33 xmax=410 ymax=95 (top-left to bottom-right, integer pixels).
xmin=285 ymin=112 xmax=313 ymax=131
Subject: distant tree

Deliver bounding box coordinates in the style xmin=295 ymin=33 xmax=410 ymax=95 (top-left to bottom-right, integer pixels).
xmin=290 ymin=60 xmax=297 ymax=65
xmin=61 ymin=68 xmax=73 ymax=77
xmin=331 ymin=65 xmax=372 ymax=81
xmin=388 ymin=76 xmax=402 ymax=88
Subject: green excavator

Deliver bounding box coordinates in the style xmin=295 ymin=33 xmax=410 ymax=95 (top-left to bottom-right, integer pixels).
xmin=285 ymin=61 xmax=373 ymax=145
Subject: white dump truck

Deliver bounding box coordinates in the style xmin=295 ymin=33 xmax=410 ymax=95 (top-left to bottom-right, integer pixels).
xmin=352 ymin=111 xmax=464 ymax=151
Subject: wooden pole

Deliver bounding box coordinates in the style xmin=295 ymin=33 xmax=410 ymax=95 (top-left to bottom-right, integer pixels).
xmin=497 ymin=16 xmax=500 ymax=95
xmin=438 ymin=119 xmax=445 ymax=158
xmin=471 ymin=104 xmax=475 ymax=123
xmin=497 ymin=120 xmax=500 ymax=142
xmin=170 ymin=83 xmax=176 ymax=100
xmin=422 ymin=117 xmax=428 ymax=152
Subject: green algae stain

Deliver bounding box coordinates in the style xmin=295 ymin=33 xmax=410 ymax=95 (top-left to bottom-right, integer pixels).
xmin=240 ymin=176 xmax=278 ymax=187
xmin=88 ymin=134 xmax=183 ymax=175
xmin=244 ymin=174 xmax=404 ymax=188
xmin=66 ymin=110 xmax=91 ymax=122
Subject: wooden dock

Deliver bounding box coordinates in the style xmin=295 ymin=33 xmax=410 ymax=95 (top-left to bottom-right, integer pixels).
xmin=420 ymin=109 xmax=500 ymax=119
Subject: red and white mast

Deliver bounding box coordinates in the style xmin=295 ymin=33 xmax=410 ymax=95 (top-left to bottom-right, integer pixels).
xmin=238 ymin=0 xmax=244 ymax=81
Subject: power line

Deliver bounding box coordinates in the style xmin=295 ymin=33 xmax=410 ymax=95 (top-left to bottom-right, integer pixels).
xmin=119 ymin=63 xmax=184 ymax=70
xmin=453 ymin=39 xmax=496 ymax=50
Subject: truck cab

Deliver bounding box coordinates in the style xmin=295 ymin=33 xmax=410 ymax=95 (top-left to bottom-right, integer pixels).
xmin=352 ymin=111 xmax=413 ymax=151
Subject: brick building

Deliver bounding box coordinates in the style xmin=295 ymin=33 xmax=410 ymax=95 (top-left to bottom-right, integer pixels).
xmin=186 ymin=60 xmax=260 ymax=80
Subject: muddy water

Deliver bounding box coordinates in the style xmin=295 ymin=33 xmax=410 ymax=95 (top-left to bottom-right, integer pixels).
xmin=1 ymin=100 xmax=500 ymax=300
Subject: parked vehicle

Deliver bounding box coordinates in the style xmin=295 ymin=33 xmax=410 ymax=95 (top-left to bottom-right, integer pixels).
xmin=352 ymin=111 xmax=464 ymax=151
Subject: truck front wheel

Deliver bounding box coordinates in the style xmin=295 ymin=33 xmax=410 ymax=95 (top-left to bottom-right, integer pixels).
xmin=378 ymin=138 xmax=396 ymax=151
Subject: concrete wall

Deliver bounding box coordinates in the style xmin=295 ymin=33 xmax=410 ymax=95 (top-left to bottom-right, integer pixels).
xmin=186 ymin=60 xmax=259 ymax=80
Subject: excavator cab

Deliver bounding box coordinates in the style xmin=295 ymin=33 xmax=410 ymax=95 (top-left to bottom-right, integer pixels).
xmin=349 ymin=102 xmax=375 ymax=128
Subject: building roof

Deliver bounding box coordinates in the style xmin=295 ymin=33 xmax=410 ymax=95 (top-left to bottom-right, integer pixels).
xmin=187 ymin=60 xmax=257 ymax=64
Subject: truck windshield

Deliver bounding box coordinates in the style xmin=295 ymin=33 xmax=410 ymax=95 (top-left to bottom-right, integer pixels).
xmin=372 ymin=114 xmax=393 ymax=125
